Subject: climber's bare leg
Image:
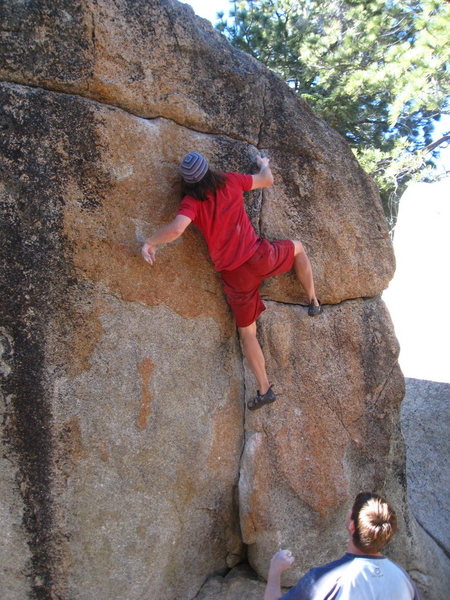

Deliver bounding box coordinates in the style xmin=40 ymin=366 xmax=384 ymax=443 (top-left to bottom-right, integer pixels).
xmin=292 ymin=240 xmax=319 ymax=306
xmin=238 ymin=321 xmax=270 ymax=395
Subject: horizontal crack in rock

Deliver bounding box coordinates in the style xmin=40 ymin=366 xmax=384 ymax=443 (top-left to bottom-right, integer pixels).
xmin=0 ymin=78 xmax=261 ymax=147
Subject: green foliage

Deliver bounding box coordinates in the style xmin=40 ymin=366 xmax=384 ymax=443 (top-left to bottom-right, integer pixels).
xmin=217 ymin=0 xmax=450 ymax=228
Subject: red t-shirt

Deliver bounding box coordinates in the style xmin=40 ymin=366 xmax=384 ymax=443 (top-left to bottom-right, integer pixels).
xmin=177 ymin=172 xmax=259 ymax=271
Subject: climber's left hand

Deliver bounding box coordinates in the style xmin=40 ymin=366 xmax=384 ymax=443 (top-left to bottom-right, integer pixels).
xmin=142 ymin=242 xmax=156 ymax=265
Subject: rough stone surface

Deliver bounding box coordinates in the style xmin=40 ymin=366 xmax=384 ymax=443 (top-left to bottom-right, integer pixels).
xmin=55 ymin=301 xmax=244 ymax=600
xmin=0 ymin=1 xmax=419 ymax=600
xmin=0 ymin=428 xmax=31 ymax=600
xmin=259 ymin=149 xmax=393 ymax=304
xmin=194 ymin=564 xmax=267 ymax=600
xmin=0 ymin=330 xmax=31 ymax=600
xmin=239 ymin=298 xmax=407 ymax=584
xmin=0 ymin=0 xmax=394 ymax=305
xmin=0 ymin=82 xmax=244 ymax=599
xmin=400 ymin=378 xmax=450 ymax=598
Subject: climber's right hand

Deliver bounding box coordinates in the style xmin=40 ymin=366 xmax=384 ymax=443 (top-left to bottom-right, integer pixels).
xmin=256 ymin=154 xmax=270 ymax=169
xmin=270 ymin=550 xmax=295 ymax=573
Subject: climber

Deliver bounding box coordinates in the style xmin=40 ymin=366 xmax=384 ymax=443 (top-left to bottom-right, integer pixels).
xmin=263 ymin=492 xmax=422 ymax=600
xmin=141 ymin=152 xmax=321 ymax=410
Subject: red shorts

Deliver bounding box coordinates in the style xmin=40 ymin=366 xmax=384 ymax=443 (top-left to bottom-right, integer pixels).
xmin=220 ymin=239 xmax=295 ymax=327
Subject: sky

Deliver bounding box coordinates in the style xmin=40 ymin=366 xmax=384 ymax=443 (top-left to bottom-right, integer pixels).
xmin=383 ymin=178 xmax=450 ymax=383
xmin=183 ymin=0 xmax=229 ymax=23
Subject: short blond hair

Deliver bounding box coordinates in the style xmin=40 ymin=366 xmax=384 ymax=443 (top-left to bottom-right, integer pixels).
xmin=351 ymin=492 xmax=397 ymax=553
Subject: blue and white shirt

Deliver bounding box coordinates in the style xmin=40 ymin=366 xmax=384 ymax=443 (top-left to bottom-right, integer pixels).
xmin=280 ymin=553 xmax=420 ymax=600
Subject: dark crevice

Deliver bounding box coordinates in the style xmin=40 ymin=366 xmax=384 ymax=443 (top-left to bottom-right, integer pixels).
xmin=265 ymin=294 xmax=381 ymax=308
xmin=192 ymin=561 xmax=262 ymax=599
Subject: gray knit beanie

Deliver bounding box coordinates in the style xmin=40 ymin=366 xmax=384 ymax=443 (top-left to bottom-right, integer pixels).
xmin=180 ymin=152 xmax=209 ymax=183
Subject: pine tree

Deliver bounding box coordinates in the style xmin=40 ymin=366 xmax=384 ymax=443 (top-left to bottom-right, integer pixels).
xmin=217 ymin=0 xmax=450 ymax=227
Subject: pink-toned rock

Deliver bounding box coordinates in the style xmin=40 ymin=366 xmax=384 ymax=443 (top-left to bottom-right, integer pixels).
xmin=0 ymin=82 xmax=246 ymax=600
xmin=260 ymin=148 xmax=393 ymax=304
xmin=239 ymin=298 xmax=405 ymax=583
xmin=0 ymin=0 xmax=394 ymax=303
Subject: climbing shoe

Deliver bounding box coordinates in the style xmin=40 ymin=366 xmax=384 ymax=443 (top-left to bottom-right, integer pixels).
xmin=308 ymin=301 xmax=322 ymax=316
xmin=247 ymin=384 xmax=276 ymax=411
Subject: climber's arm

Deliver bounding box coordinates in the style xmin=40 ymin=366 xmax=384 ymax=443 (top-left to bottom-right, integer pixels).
xmin=141 ymin=214 xmax=192 ymax=265
xmin=264 ymin=551 xmax=295 ymax=600
xmin=251 ymin=155 xmax=274 ymax=190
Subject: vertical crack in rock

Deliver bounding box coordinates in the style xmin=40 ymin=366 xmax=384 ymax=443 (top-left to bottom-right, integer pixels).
xmin=255 ymin=82 xmax=268 ymax=237
xmin=238 ymin=338 xmax=248 ymax=460
xmin=89 ymin=9 xmax=96 ymax=64
xmin=258 ymin=189 xmax=265 ymax=239
xmin=162 ymin=3 xmax=183 ymax=55
xmin=370 ymin=361 xmax=399 ymax=408
xmin=0 ymin=82 xmax=109 ymax=598
xmin=257 ymin=81 xmax=268 ymax=149
xmin=236 ymin=331 xmax=251 ymax=565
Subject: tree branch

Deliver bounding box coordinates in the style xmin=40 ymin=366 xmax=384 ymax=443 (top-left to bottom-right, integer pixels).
xmin=424 ymin=133 xmax=450 ymax=153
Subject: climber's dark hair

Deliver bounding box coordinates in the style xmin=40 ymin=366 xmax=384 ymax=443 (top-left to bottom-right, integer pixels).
xmin=351 ymin=492 xmax=397 ymax=554
xmin=182 ymin=169 xmax=227 ymax=201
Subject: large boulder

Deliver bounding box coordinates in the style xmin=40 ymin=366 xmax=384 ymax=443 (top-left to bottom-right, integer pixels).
xmin=239 ymin=298 xmax=406 ymax=583
xmin=0 ymin=2 xmax=415 ymax=600
xmin=400 ymin=379 xmax=450 ymax=598
xmin=0 ymin=0 xmax=394 ymax=304
xmin=0 ymin=82 xmax=246 ymax=600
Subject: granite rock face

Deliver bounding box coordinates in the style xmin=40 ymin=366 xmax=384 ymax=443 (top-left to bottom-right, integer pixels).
xmin=194 ymin=564 xmax=267 ymax=600
xmin=0 ymin=1 xmax=415 ymax=600
xmin=240 ymin=298 xmax=406 ymax=584
xmin=400 ymin=378 xmax=450 ymax=598
xmin=0 ymin=0 xmax=394 ymax=305
xmin=0 ymin=82 xmax=245 ymax=600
